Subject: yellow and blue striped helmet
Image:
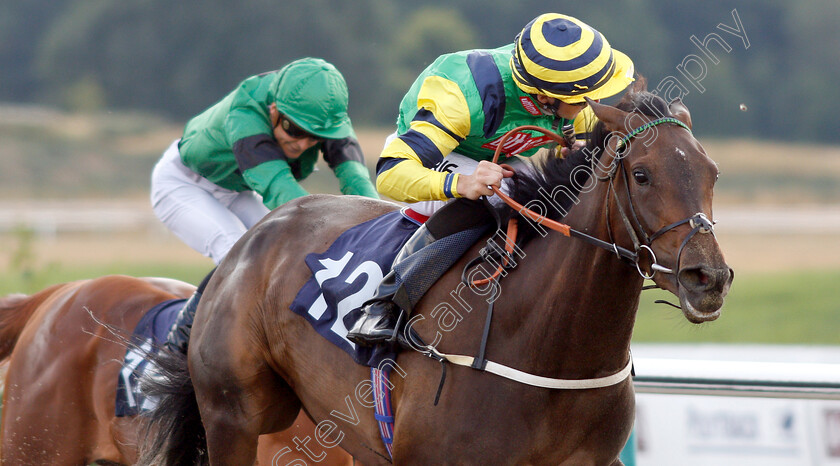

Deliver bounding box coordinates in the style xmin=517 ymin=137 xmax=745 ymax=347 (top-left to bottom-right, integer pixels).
xmin=511 ymin=13 xmax=634 ymax=103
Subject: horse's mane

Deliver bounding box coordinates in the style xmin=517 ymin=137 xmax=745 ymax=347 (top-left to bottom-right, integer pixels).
xmin=502 ymin=77 xmax=671 ymax=244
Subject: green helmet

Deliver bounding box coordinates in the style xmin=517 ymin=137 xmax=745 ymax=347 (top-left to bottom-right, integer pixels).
xmin=270 ymin=58 xmax=353 ymax=139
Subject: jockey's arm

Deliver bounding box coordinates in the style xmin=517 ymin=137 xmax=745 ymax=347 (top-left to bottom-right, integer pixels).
xmin=226 ymin=107 xmax=309 ymax=210
xmin=374 ymin=136 xmax=460 ymax=203
xmin=375 ymin=76 xmax=505 ymax=202
xmin=320 ymin=137 xmax=378 ymax=199
xmin=376 ymin=128 xmax=508 ymax=202
xmin=235 ymin=134 xmax=309 ymax=210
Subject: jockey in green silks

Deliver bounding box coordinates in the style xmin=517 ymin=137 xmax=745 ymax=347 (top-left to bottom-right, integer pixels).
xmin=153 ymin=57 xmax=377 ymax=265
xmin=151 ymin=58 xmax=378 ymax=354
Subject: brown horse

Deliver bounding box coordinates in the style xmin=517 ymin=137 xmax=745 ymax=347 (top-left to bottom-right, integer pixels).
xmin=140 ymin=81 xmax=733 ymax=465
xmin=0 ymin=275 xmax=356 ymax=465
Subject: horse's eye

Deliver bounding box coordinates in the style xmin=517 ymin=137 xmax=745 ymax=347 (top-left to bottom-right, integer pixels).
xmin=633 ymin=168 xmax=650 ymax=185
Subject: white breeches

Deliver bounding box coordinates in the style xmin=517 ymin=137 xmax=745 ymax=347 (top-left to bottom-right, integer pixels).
xmin=150 ymin=139 xmax=270 ymax=264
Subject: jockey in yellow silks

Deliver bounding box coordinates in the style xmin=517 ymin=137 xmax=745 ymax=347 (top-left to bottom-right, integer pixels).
xmin=348 ymin=13 xmax=635 ymax=346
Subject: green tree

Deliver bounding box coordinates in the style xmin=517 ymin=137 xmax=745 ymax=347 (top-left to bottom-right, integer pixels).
xmin=382 ymin=7 xmax=479 ymax=121
xmin=34 ymin=0 xmax=397 ymax=123
xmin=0 ymin=0 xmax=75 ymax=101
xmin=779 ymin=0 xmax=840 ymax=141
xmin=5 ymin=0 xmax=839 ymax=142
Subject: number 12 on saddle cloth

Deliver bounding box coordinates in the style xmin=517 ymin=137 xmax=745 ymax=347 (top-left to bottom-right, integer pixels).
xmin=290 ymin=209 xmax=420 ymax=367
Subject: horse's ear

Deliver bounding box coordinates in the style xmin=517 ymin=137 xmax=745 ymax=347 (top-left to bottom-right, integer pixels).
xmin=668 ymin=98 xmax=692 ymax=129
xmin=585 ymin=97 xmax=630 ymax=132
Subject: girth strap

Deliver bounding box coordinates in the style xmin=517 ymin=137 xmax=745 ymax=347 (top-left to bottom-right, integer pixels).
xmin=426 ymin=346 xmax=634 ymax=390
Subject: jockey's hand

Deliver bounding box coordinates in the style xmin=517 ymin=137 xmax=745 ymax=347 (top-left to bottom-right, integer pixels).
xmin=559 ymin=140 xmax=585 ymax=157
xmin=456 ymin=160 xmax=514 ymax=200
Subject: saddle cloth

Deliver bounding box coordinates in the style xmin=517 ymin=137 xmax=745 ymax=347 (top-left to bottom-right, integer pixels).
xmin=115 ymin=298 xmax=186 ymax=417
xmin=290 ymin=209 xmax=421 ymax=367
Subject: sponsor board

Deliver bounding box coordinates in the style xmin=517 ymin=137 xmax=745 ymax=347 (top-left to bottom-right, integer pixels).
xmin=635 ymin=395 xmax=840 ymax=465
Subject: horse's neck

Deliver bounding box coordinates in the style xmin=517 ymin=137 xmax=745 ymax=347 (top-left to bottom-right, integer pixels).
xmin=505 ymin=184 xmax=642 ymax=377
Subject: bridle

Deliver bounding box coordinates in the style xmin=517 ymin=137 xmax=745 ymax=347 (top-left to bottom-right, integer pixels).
xmin=599 ymin=117 xmax=716 ymax=282
xmin=489 ymin=118 xmax=716 ymax=283
xmin=410 ymin=116 xmax=719 ymax=395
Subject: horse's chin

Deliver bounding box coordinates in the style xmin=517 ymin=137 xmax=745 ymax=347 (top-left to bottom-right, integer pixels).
xmin=678 ymin=289 xmax=723 ymax=323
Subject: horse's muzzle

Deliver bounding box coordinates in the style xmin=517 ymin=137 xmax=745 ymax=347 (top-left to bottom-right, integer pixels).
xmin=677 ymin=265 xmax=734 ymax=322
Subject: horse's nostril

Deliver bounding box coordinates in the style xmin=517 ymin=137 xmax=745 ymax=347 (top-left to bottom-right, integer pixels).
xmin=679 ymin=266 xmax=722 ymax=292
xmin=679 ymin=266 xmax=733 ymax=295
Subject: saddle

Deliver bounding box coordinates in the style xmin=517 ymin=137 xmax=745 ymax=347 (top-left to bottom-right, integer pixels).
xmin=289 ymin=209 xmax=421 ymax=366
xmin=115 ymin=298 xmax=187 ymax=417
xmin=290 ymin=201 xmax=516 ymax=367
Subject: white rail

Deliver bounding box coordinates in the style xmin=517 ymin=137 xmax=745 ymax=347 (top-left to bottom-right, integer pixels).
xmin=630 ymin=346 xmax=840 ymax=466
xmin=633 ymin=357 xmax=840 ymax=400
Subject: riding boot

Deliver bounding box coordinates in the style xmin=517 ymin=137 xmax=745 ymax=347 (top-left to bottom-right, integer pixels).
xmin=346 ymin=225 xmax=437 ymax=346
xmin=162 ymin=267 xmax=216 ymax=354
xmin=347 ymin=199 xmax=495 ymax=347
xmin=162 ymin=290 xmax=201 ymax=354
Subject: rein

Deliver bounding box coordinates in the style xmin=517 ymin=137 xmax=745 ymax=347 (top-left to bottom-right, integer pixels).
xmin=489 ymin=119 xmax=712 ymax=280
